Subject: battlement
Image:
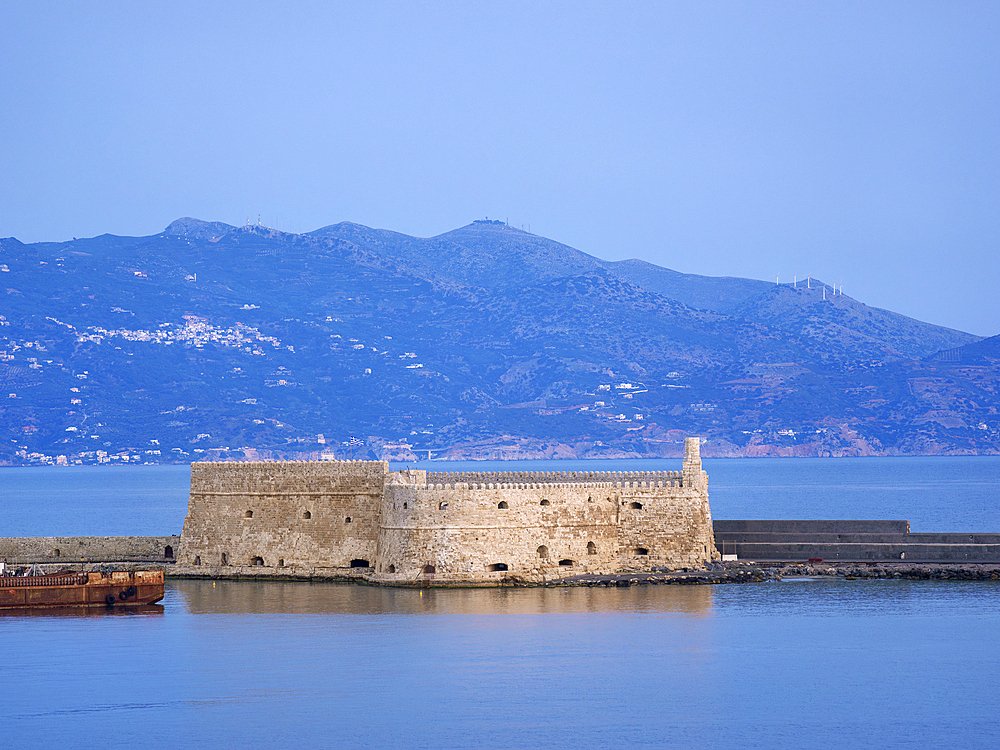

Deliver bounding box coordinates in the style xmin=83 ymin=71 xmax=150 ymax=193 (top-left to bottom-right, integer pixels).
xmin=424 ymin=470 xmax=687 ymax=488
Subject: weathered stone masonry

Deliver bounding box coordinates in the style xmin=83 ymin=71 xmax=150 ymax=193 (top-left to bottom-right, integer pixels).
xmin=179 ymin=437 xmax=718 ymax=585
xmin=0 ymin=536 xmax=179 ymax=564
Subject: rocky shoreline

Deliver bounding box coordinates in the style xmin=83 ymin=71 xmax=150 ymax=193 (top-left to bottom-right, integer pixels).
xmin=543 ymin=560 xmax=1000 ymax=587
xmin=12 ymin=560 xmax=1000 ymax=587
xmin=760 ymin=561 xmax=1000 ymax=581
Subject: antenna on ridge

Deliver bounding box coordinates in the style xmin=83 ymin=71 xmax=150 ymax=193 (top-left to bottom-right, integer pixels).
xmin=794 ymin=275 xmax=797 ymax=288
xmin=807 ymin=276 xmax=811 ymax=289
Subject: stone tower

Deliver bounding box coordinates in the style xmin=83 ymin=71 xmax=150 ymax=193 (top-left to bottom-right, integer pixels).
xmin=682 ymin=436 xmax=705 ymax=489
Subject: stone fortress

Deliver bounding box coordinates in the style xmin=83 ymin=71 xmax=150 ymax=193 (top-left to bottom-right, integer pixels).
xmin=178 ymin=437 xmax=719 ymax=585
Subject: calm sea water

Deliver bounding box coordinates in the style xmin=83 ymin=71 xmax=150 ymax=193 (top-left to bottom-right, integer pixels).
xmin=2 ymin=458 xmax=999 ymax=749
xmin=2 ymin=580 xmax=999 ymax=749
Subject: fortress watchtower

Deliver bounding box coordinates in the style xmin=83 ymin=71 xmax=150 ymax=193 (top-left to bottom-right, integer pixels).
xmin=683 ymin=436 xmax=707 ymax=489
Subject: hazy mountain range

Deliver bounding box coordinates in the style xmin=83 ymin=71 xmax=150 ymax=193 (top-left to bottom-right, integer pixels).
xmin=0 ymin=218 xmax=996 ymax=465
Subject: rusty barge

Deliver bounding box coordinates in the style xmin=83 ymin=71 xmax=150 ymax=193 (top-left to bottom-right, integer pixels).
xmin=0 ymin=569 xmax=164 ymax=609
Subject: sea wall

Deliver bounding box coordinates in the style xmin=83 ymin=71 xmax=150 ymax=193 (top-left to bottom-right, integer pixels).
xmin=713 ymin=520 xmax=1000 ymax=562
xmin=714 ymin=520 xmax=911 ymax=534
xmin=0 ymin=536 xmax=179 ymax=564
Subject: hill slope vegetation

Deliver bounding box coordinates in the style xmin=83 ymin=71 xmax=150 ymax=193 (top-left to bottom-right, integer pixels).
xmin=0 ymin=218 xmax=995 ymax=464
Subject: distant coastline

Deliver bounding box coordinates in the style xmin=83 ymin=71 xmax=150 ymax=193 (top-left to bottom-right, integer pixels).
xmin=5 ymin=436 xmax=999 ymax=468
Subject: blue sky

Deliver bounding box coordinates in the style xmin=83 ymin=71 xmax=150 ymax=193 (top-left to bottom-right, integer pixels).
xmin=2 ymin=2 xmax=997 ymax=335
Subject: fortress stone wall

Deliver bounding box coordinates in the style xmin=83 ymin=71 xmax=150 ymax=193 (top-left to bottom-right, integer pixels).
xmin=179 ymin=437 xmax=718 ymax=585
xmin=181 ymin=460 xmax=385 ymax=569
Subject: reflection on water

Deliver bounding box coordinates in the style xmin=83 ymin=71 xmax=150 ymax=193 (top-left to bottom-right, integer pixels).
xmin=0 ymin=603 xmax=164 ymax=618
xmin=171 ymin=579 xmax=715 ymax=616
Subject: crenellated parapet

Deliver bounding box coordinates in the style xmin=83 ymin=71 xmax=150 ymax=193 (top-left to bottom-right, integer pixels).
xmin=412 ymin=478 xmax=686 ymax=490
xmin=425 ymin=470 xmax=687 ymax=487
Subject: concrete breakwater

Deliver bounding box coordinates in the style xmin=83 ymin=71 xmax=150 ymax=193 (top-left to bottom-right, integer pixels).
xmin=713 ymin=520 xmax=1000 ymax=562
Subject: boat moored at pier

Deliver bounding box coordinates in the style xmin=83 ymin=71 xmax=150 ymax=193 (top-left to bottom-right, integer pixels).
xmin=0 ymin=569 xmax=164 ymax=609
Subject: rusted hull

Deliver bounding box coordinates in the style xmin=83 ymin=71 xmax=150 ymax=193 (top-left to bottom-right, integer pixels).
xmin=0 ymin=569 xmax=164 ymax=609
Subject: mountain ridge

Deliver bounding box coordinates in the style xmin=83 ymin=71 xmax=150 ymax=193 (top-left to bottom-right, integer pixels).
xmin=0 ymin=218 xmax=995 ymax=465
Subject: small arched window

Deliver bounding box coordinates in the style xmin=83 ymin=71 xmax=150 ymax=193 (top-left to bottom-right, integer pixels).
xmin=587 ymin=542 xmax=597 ymax=555
xmin=278 ymin=558 xmax=285 ymax=567
xmin=251 ymin=556 xmax=264 ymax=566
xmin=438 ymin=502 xmax=448 ymax=510
xmin=487 ymin=563 xmax=509 ymax=572
xmin=194 ymin=555 xmax=201 ymax=566
xmin=558 ymin=559 xmax=574 ymax=567
xmin=345 ymin=516 xmax=352 ymax=523
xmin=634 ymin=547 xmax=649 ymax=555
xmin=221 ymin=552 xmax=228 ymax=565
xmin=164 ymin=545 xmax=174 ymax=559
xmin=303 ymin=510 xmax=311 ymax=519
xmin=387 ymin=564 xmax=396 ymax=574
xmin=537 ymin=545 xmax=549 ymax=559
xmin=403 ymin=502 xmax=408 ymax=509
xmin=539 ymin=499 xmax=550 ymax=506
xmin=244 ymin=510 xmax=253 ymax=518
xmin=497 ymin=501 xmax=508 ymax=509
xmin=422 ymin=564 xmax=436 ymax=575
xmin=630 ymin=501 xmax=643 ymax=510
